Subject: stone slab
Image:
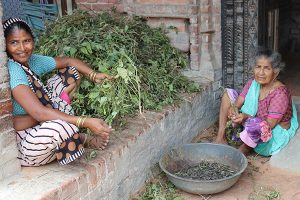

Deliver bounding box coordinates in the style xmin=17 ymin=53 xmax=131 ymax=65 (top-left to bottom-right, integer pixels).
xmin=270 ymin=96 xmax=300 ymax=174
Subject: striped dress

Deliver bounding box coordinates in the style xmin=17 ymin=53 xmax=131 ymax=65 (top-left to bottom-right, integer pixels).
xmin=8 ymin=55 xmax=84 ymax=166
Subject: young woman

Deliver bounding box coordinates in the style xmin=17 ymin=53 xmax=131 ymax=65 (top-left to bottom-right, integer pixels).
xmin=215 ymin=49 xmax=298 ymax=156
xmin=3 ymin=18 xmax=113 ymax=166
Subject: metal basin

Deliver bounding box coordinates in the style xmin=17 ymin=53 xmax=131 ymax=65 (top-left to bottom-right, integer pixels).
xmin=159 ymin=143 xmax=248 ymax=195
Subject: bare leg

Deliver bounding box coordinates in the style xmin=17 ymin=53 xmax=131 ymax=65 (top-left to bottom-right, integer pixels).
xmin=239 ymin=143 xmax=252 ymax=156
xmin=215 ymin=91 xmax=231 ymax=144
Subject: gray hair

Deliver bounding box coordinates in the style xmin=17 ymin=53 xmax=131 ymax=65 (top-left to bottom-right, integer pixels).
xmin=252 ymin=48 xmax=285 ymax=73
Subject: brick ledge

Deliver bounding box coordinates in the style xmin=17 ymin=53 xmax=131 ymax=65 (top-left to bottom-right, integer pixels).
xmin=0 ymin=83 xmax=218 ymax=200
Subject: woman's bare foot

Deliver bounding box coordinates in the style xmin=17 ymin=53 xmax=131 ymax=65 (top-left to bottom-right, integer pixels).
xmin=214 ymin=134 xmax=228 ymax=144
xmin=80 ymin=133 xmax=109 ymax=150
xmin=239 ymin=143 xmax=252 ymax=156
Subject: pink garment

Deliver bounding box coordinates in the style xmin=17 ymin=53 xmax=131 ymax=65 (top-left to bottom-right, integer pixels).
xmin=59 ymin=91 xmax=71 ymax=104
xmin=240 ymin=129 xmax=257 ymax=148
xmin=239 ymin=79 xmax=292 ymax=122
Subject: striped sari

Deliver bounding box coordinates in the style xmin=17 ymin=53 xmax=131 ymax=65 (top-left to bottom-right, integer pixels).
xmin=16 ymin=66 xmax=84 ymax=166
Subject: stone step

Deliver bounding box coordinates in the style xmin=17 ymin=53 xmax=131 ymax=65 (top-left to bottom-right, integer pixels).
xmin=270 ymin=96 xmax=300 ymax=174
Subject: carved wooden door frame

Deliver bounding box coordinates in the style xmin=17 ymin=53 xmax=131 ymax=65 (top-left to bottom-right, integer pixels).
xmin=221 ymin=0 xmax=259 ymax=90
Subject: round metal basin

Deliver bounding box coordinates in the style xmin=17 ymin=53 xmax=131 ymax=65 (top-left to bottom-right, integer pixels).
xmin=159 ymin=143 xmax=248 ymax=195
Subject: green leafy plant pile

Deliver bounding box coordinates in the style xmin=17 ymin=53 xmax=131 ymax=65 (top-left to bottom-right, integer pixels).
xmin=36 ymin=11 xmax=199 ymax=126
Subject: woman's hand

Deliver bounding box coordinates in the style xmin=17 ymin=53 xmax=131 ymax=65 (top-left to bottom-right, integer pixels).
xmin=228 ymin=106 xmax=238 ymax=119
xmin=84 ymin=118 xmax=113 ymax=139
xmin=231 ymin=113 xmax=248 ymax=124
xmin=94 ymin=73 xmax=114 ymax=83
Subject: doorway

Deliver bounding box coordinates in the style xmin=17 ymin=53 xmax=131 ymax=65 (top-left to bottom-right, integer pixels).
xmin=258 ymin=0 xmax=300 ymax=96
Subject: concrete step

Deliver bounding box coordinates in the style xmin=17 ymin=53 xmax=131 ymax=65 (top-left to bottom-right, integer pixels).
xmin=270 ymin=96 xmax=300 ymax=173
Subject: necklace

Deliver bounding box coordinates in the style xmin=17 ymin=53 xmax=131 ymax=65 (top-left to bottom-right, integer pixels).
xmin=259 ymin=81 xmax=276 ymax=100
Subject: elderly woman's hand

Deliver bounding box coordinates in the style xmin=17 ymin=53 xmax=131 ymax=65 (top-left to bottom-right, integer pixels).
xmin=228 ymin=106 xmax=238 ymax=119
xmin=84 ymin=118 xmax=113 ymax=140
xmin=231 ymin=113 xmax=248 ymax=124
xmin=94 ymin=73 xmax=114 ymax=83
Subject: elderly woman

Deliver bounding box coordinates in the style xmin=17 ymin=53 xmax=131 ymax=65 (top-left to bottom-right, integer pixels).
xmin=3 ymin=18 xmax=113 ymax=166
xmin=215 ymin=49 xmax=299 ymax=156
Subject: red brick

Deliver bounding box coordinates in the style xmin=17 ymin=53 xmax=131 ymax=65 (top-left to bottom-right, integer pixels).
xmin=200 ymin=0 xmax=209 ymax=5
xmin=89 ymin=156 xmax=107 ymax=182
xmin=190 ymin=24 xmax=199 ymax=35
xmin=190 ymin=53 xmax=199 ymax=62
xmin=0 ymin=88 xmax=11 ymax=100
xmin=39 ymin=188 xmax=61 ymax=200
xmin=0 ymin=100 xmax=12 ymax=116
xmin=106 ymin=135 xmax=128 ymax=158
xmin=137 ymin=0 xmax=191 ymax=4
xmin=1 ymin=130 xmax=16 ymax=147
xmin=76 ymin=3 xmax=92 ymax=10
xmin=77 ymin=173 xmax=89 ymax=197
xmin=81 ymin=162 xmax=98 ymax=188
xmin=96 ymin=150 xmax=115 ymax=174
xmin=190 ymin=35 xmax=199 ymax=44
xmin=120 ymin=130 xmax=138 ymax=144
xmin=201 ymin=5 xmax=211 ymax=13
xmin=61 ymin=178 xmax=78 ymax=199
xmin=164 ymin=0 xmax=190 ymax=4
xmin=75 ymin=0 xmax=88 ymax=3
xmin=108 ymin=0 xmax=120 ymax=3
xmin=0 ymin=115 xmax=13 ymax=132
xmin=202 ymin=33 xmax=212 ymax=43
xmin=190 ymin=44 xmax=200 ymax=54
xmin=0 ymin=74 xmax=9 ymax=83
xmin=136 ymin=0 xmax=163 ymax=4
xmin=91 ymin=3 xmax=115 ymax=11
xmin=189 ymin=5 xmax=198 ymax=15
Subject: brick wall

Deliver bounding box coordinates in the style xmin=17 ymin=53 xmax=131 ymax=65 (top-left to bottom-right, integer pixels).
xmin=76 ymin=0 xmax=124 ymax=12
xmin=74 ymin=0 xmax=222 ymax=83
xmin=0 ymin=3 xmax=21 ymax=180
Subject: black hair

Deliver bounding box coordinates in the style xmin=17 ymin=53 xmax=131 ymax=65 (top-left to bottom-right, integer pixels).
xmin=3 ymin=19 xmax=34 ymax=40
xmin=253 ymin=47 xmax=285 ymax=72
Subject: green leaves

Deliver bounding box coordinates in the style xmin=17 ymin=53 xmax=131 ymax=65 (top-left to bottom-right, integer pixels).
xmin=36 ymin=10 xmax=199 ymax=127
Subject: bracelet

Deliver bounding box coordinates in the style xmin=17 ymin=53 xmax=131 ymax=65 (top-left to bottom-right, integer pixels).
xmin=88 ymin=70 xmax=97 ymax=82
xmin=81 ymin=116 xmax=87 ymax=127
xmin=76 ymin=116 xmax=88 ymax=128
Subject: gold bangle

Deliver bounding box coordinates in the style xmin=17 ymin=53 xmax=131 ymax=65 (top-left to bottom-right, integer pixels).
xmin=92 ymin=72 xmax=97 ymax=82
xmin=88 ymin=71 xmax=97 ymax=82
xmin=80 ymin=116 xmax=88 ymax=127
xmin=76 ymin=116 xmax=83 ymax=128
xmin=88 ymin=70 xmax=94 ymax=79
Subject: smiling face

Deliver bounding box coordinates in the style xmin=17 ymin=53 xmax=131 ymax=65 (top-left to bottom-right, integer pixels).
xmin=6 ymin=27 xmax=34 ymax=66
xmin=253 ymin=56 xmax=278 ymax=86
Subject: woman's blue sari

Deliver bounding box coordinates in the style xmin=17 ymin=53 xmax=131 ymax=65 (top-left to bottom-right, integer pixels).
xmin=240 ymin=80 xmax=299 ymax=156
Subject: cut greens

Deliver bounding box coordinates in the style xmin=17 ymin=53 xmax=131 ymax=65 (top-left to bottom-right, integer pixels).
xmin=36 ymin=10 xmax=199 ymax=127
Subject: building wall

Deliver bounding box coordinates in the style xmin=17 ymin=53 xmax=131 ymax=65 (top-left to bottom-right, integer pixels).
xmin=75 ymin=0 xmax=222 ymax=82
xmin=0 ymin=2 xmax=21 ymax=180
